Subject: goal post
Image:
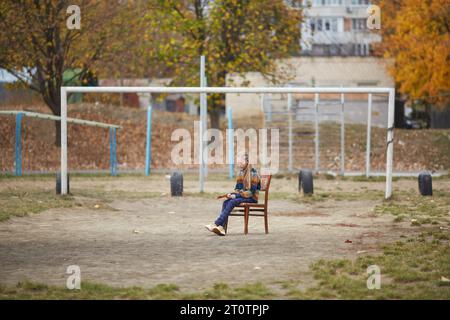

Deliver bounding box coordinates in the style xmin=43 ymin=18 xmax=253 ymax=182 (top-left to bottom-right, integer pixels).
xmin=60 ymin=86 xmax=395 ymax=198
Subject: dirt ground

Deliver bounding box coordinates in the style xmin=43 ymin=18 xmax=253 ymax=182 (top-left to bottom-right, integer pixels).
xmin=1 ymin=175 xmax=448 ymax=291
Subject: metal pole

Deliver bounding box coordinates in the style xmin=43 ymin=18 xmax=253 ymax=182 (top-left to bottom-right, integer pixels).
xmin=366 ymin=94 xmax=372 ymax=177
xmin=145 ymin=105 xmax=152 ymax=176
xmin=61 ymin=87 xmax=68 ymax=195
xmin=227 ymin=105 xmax=234 ymax=179
xmin=265 ymin=94 xmax=272 ymax=122
xmin=340 ymin=93 xmax=345 ymax=176
xmin=113 ymin=128 xmax=117 ymax=176
xmin=260 ymin=94 xmax=265 ymax=112
xmin=14 ymin=112 xmax=23 ymax=176
xmin=261 ymin=94 xmax=266 ymax=128
xmin=109 ymin=128 xmax=117 ymax=176
xmin=314 ymin=93 xmax=320 ymax=172
xmin=385 ymin=89 xmax=395 ymax=199
xmin=64 ymin=86 xmax=394 ymax=94
xmin=203 ymin=76 xmax=208 ymax=178
xmin=287 ymin=92 xmax=293 ymax=172
xmin=0 ymin=110 xmax=120 ymax=129
xmin=199 ymin=55 xmax=206 ymax=192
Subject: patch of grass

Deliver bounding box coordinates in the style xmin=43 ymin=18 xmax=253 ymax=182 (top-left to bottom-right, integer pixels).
xmin=0 ymin=189 xmax=76 ymax=222
xmin=286 ymin=230 xmax=450 ymax=299
xmin=72 ymin=188 xmax=164 ymax=201
xmin=375 ymin=190 xmax=450 ymax=225
xmin=0 ymin=281 xmax=274 ymax=300
xmin=341 ymin=176 xmax=400 ymax=183
xmin=270 ymin=190 xmax=384 ymax=203
xmin=0 ymin=281 xmax=184 ymax=300
xmin=0 ymin=186 xmax=131 ymax=222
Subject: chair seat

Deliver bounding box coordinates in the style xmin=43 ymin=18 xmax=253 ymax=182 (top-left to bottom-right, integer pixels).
xmin=230 ymin=212 xmax=265 ymax=216
xmin=236 ymin=203 xmax=266 ymax=208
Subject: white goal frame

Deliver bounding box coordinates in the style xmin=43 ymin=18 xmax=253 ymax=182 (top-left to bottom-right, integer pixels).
xmin=60 ymin=86 xmax=395 ymax=198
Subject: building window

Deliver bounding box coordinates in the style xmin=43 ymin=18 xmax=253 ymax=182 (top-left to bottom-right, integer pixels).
xmin=313 ymin=0 xmax=343 ymax=5
xmin=351 ymin=0 xmax=370 ymax=5
xmin=311 ymin=17 xmax=339 ymax=32
xmin=324 ymin=18 xmax=338 ymax=31
xmin=331 ymin=18 xmax=338 ymax=32
xmin=364 ymin=43 xmax=370 ymax=56
xmin=355 ymin=43 xmax=370 ymax=56
xmin=352 ymin=18 xmax=367 ymax=31
xmin=357 ymin=81 xmax=378 ymax=87
xmin=310 ymin=19 xmax=315 ymax=32
xmin=317 ymin=18 xmax=323 ymax=31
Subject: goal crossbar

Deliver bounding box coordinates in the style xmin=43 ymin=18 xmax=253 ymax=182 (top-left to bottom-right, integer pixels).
xmin=60 ymin=86 xmax=395 ymax=199
xmin=0 ymin=110 xmax=121 ymax=129
xmin=64 ymin=86 xmax=392 ymax=94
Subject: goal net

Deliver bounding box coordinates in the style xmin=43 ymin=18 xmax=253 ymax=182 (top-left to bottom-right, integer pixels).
xmin=60 ymin=86 xmax=395 ymax=199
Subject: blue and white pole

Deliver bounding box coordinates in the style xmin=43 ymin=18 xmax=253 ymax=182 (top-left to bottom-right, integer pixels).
xmin=145 ymin=105 xmax=152 ymax=176
xmin=109 ymin=127 xmax=117 ymax=176
xmin=14 ymin=112 xmax=24 ymax=176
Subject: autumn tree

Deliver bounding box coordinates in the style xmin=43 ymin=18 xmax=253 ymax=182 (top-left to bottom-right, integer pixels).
xmin=0 ymin=0 xmax=127 ymax=145
xmin=375 ymin=0 xmax=450 ymax=109
xmin=147 ymin=0 xmax=303 ymax=128
xmin=90 ymin=1 xmax=164 ymax=106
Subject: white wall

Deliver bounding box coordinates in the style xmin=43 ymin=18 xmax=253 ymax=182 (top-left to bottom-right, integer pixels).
xmin=226 ymin=57 xmax=394 ymax=119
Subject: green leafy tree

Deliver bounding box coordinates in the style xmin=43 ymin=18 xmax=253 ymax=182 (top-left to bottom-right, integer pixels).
xmin=0 ymin=0 xmax=124 ymax=145
xmin=147 ymin=0 xmax=303 ymax=128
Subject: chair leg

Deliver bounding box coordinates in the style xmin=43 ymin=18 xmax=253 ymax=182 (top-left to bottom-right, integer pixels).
xmin=244 ymin=208 xmax=249 ymax=235
xmin=224 ymin=217 xmax=228 ymax=233
xmin=264 ymin=210 xmax=269 ymax=234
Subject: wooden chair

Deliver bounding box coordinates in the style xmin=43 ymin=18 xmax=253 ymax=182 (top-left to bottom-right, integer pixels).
xmin=224 ymin=175 xmax=272 ymax=235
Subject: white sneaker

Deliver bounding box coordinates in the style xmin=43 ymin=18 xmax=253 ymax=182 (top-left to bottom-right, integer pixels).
xmin=205 ymin=223 xmax=217 ymax=232
xmin=212 ymin=225 xmax=226 ymax=236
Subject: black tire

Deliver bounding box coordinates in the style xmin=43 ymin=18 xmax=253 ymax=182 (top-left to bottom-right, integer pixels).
xmin=298 ymin=170 xmax=302 ymax=192
xmin=300 ymin=170 xmax=314 ymax=195
xmin=56 ymin=172 xmax=70 ymax=194
xmin=170 ymin=172 xmax=183 ymax=196
xmin=418 ymin=171 xmax=432 ymax=196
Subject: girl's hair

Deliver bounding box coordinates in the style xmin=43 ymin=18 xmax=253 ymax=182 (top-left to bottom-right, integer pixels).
xmin=242 ymin=153 xmax=252 ymax=189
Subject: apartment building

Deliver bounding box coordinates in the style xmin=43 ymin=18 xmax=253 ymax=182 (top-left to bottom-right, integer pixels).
xmin=299 ymin=0 xmax=381 ymax=56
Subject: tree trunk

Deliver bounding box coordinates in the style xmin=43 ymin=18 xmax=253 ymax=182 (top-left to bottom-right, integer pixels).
xmin=54 ymin=120 xmax=61 ymax=147
xmin=394 ymin=94 xmax=405 ymax=128
xmin=209 ymin=108 xmax=221 ymax=130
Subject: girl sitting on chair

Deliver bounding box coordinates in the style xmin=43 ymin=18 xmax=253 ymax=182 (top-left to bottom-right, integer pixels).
xmin=205 ymin=153 xmax=261 ymax=236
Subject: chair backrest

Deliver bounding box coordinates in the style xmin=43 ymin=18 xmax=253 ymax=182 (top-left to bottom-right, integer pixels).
xmin=260 ymin=175 xmax=272 ymax=205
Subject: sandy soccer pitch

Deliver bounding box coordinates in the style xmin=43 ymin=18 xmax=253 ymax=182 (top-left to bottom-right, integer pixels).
xmin=1 ymin=174 xmax=448 ymax=292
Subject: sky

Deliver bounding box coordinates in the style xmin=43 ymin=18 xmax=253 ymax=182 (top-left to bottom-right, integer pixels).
xmin=0 ymin=68 xmax=18 ymax=83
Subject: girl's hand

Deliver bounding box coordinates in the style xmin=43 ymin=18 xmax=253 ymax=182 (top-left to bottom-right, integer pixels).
xmin=227 ymin=193 xmax=236 ymax=199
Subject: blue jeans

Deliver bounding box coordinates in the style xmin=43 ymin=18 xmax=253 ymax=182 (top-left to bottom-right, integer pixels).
xmin=215 ymin=197 xmax=257 ymax=226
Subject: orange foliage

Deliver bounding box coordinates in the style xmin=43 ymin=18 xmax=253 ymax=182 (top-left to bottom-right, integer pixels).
xmin=376 ymin=0 xmax=450 ymax=108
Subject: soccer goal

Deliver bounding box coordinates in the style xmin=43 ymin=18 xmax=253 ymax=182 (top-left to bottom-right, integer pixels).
xmin=60 ymin=86 xmax=395 ymax=198
xmin=0 ymin=110 xmax=121 ymax=176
